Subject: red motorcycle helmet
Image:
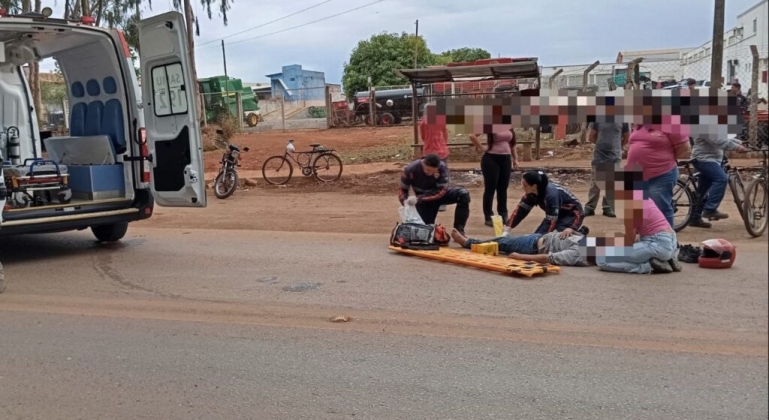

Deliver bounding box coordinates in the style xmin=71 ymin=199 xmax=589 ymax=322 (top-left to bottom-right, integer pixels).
xmin=698 ymin=239 xmax=737 ymax=269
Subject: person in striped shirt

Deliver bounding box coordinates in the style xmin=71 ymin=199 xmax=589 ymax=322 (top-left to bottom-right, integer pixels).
xmin=398 ymin=154 xmax=471 ymax=235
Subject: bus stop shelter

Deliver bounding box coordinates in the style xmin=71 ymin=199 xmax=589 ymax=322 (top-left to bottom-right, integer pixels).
xmin=394 ymin=59 xmax=542 ymax=159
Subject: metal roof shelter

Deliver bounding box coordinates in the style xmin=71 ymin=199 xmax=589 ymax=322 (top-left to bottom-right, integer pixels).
xmin=395 ymin=58 xmax=542 ymax=158
xmin=395 ymin=60 xmax=541 ymax=84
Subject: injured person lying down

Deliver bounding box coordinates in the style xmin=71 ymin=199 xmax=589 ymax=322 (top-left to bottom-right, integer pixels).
xmin=450 ymin=228 xmax=593 ymax=267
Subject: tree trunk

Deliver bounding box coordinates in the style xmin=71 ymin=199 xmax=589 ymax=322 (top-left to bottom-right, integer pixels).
xmin=81 ymin=0 xmax=91 ymax=17
xmin=183 ymin=0 xmax=203 ymax=121
xmin=710 ymin=0 xmax=725 ymax=89
xmin=94 ymin=0 xmax=105 ymax=26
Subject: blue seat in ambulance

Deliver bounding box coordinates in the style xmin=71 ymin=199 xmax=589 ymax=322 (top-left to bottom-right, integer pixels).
xmin=84 ymin=79 xmax=104 ymax=137
xmin=101 ymin=77 xmax=126 ymax=154
xmin=70 ymin=81 xmax=87 ymax=136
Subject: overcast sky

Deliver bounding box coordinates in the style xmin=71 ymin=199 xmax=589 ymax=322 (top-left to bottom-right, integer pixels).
xmin=43 ymin=0 xmax=762 ymax=84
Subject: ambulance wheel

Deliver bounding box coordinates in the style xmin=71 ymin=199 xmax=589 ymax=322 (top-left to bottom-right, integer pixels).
xmin=0 ymin=262 xmax=6 ymax=294
xmin=92 ymin=222 xmax=129 ymax=243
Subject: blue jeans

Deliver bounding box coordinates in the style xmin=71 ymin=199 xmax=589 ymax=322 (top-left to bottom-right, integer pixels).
xmin=648 ymin=167 xmax=678 ymax=228
xmin=463 ymin=234 xmax=542 ymax=255
xmin=692 ymin=160 xmax=728 ymax=217
xmin=596 ymin=231 xmax=677 ymax=274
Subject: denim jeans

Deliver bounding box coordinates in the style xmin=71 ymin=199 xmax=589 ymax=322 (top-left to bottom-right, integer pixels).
xmin=596 ymin=231 xmax=677 ymax=274
xmin=692 ymin=160 xmax=728 ymax=217
xmin=463 ymin=233 xmax=542 ymax=255
xmin=648 ymin=167 xmax=679 ymax=228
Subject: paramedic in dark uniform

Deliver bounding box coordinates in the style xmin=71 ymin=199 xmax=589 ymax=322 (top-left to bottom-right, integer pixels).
xmin=507 ymin=170 xmax=587 ymax=235
xmin=398 ymin=154 xmax=471 ymax=235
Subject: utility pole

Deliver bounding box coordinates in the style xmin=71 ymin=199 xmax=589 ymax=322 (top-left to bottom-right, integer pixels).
xmin=710 ymin=0 xmax=725 ymax=89
xmin=222 ymin=40 xmax=230 ymax=119
xmin=414 ymin=19 xmax=419 ymax=68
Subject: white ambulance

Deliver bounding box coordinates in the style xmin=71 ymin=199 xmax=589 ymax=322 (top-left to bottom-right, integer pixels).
xmin=0 ymin=10 xmax=207 ymax=291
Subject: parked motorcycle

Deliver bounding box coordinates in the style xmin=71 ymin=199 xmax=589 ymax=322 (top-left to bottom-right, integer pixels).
xmin=213 ymin=129 xmax=249 ymax=199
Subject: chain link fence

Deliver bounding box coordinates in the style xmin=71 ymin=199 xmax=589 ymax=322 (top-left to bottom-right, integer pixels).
xmin=201 ymin=86 xmax=331 ymax=132
xmin=540 ymin=50 xmax=769 ymax=147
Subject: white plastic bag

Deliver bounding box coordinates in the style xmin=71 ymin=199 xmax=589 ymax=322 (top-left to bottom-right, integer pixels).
xmin=399 ymin=200 xmax=424 ymax=224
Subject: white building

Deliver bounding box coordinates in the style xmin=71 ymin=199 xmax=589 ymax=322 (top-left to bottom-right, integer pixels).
xmin=682 ymin=0 xmax=769 ymax=98
xmin=617 ymin=48 xmax=695 ymax=84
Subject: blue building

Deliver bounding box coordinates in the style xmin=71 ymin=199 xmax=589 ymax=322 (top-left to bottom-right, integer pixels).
xmin=266 ymin=64 xmax=326 ymax=101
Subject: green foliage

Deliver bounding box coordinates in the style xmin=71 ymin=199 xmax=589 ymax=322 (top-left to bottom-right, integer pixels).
xmin=342 ymin=32 xmax=434 ymax=96
xmin=41 ymin=81 xmax=67 ymax=103
xmin=434 ymin=47 xmax=491 ymax=65
xmin=342 ymin=32 xmax=492 ymax=96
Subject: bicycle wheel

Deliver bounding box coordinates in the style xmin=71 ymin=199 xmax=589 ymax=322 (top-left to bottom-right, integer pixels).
xmin=214 ymin=169 xmax=238 ymax=199
xmin=672 ymin=179 xmax=694 ymax=232
xmin=742 ymin=178 xmax=768 ymax=237
xmin=313 ymin=152 xmax=343 ymax=182
xmin=262 ymin=156 xmax=293 ymax=185
xmin=729 ymin=172 xmax=747 ymax=220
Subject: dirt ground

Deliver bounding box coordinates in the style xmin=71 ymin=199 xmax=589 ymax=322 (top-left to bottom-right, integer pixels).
xmin=184 ymin=125 xmax=769 ymax=251
xmin=143 ymin=168 xmax=768 ymax=252
xmin=203 ymin=126 xmax=597 ymax=174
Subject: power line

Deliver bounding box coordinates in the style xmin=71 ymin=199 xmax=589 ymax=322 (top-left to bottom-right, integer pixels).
xmin=197 ymin=0 xmax=336 ymax=48
xmin=223 ymin=0 xmax=386 ymax=47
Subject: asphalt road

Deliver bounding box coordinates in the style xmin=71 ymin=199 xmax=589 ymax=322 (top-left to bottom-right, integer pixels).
xmin=1 ymin=228 xmax=767 ymax=419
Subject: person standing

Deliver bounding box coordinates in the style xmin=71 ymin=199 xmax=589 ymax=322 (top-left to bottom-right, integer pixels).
xmin=420 ymin=103 xmax=450 ymax=212
xmin=585 ymin=122 xmax=629 ymax=217
xmin=625 ymin=125 xmax=690 ymax=228
xmin=469 ymin=129 xmax=519 ymax=226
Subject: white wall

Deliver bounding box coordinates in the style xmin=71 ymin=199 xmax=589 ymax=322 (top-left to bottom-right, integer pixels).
xmin=682 ymin=0 xmax=769 ymax=98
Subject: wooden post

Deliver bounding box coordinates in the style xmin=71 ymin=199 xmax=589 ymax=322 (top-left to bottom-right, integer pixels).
xmin=749 ymin=45 xmax=760 ymax=146
xmin=536 ymin=74 xmax=543 ymax=160
xmin=710 ymin=0 xmax=726 ymax=90
xmin=580 ymin=61 xmax=600 ymax=144
xmin=236 ymin=92 xmax=243 ymax=131
xmin=62 ymin=98 xmax=70 ymax=129
xmin=199 ymin=92 xmax=206 ymax=126
xmin=625 ymin=58 xmax=643 ymax=89
xmin=367 ymin=78 xmax=375 ymax=126
xmin=548 ymin=69 xmax=563 ymax=89
xmin=280 ymin=95 xmax=286 ymax=132
xmin=412 ymin=82 xmax=420 ymax=158
xmin=325 ymin=85 xmax=332 ymax=129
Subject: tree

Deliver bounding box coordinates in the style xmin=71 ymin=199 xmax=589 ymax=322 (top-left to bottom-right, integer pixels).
xmin=342 ymin=32 xmax=433 ymax=96
xmin=434 ymin=47 xmax=491 ymax=65
xmin=172 ymin=0 xmax=233 ymax=120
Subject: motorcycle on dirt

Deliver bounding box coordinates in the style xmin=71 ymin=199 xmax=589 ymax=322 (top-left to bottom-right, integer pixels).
xmin=213 ymin=129 xmax=249 ymax=199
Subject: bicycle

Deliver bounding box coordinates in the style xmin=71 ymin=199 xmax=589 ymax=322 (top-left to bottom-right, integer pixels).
xmin=672 ymin=157 xmax=742 ymax=232
xmin=261 ymin=140 xmax=343 ymax=185
xmin=741 ymin=148 xmax=768 ymax=237
xmin=672 ymin=149 xmax=768 ymax=236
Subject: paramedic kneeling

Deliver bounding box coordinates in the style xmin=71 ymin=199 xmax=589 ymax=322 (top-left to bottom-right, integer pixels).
xmin=594 ymin=168 xmax=680 ymax=274
xmin=451 ymin=228 xmax=592 ymax=267
xmin=399 ymin=154 xmax=471 ymax=234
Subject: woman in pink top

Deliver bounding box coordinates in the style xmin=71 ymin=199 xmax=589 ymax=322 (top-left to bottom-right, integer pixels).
xmin=594 ymin=169 xmax=681 ymax=274
xmin=625 ymin=124 xmax=691 ymax=228
xmin=469 ymin=129 xmax=519 ymax=226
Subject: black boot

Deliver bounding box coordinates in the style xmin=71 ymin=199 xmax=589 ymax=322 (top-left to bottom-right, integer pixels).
xmin=689 ymin=218 xmax=712 ymax=228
